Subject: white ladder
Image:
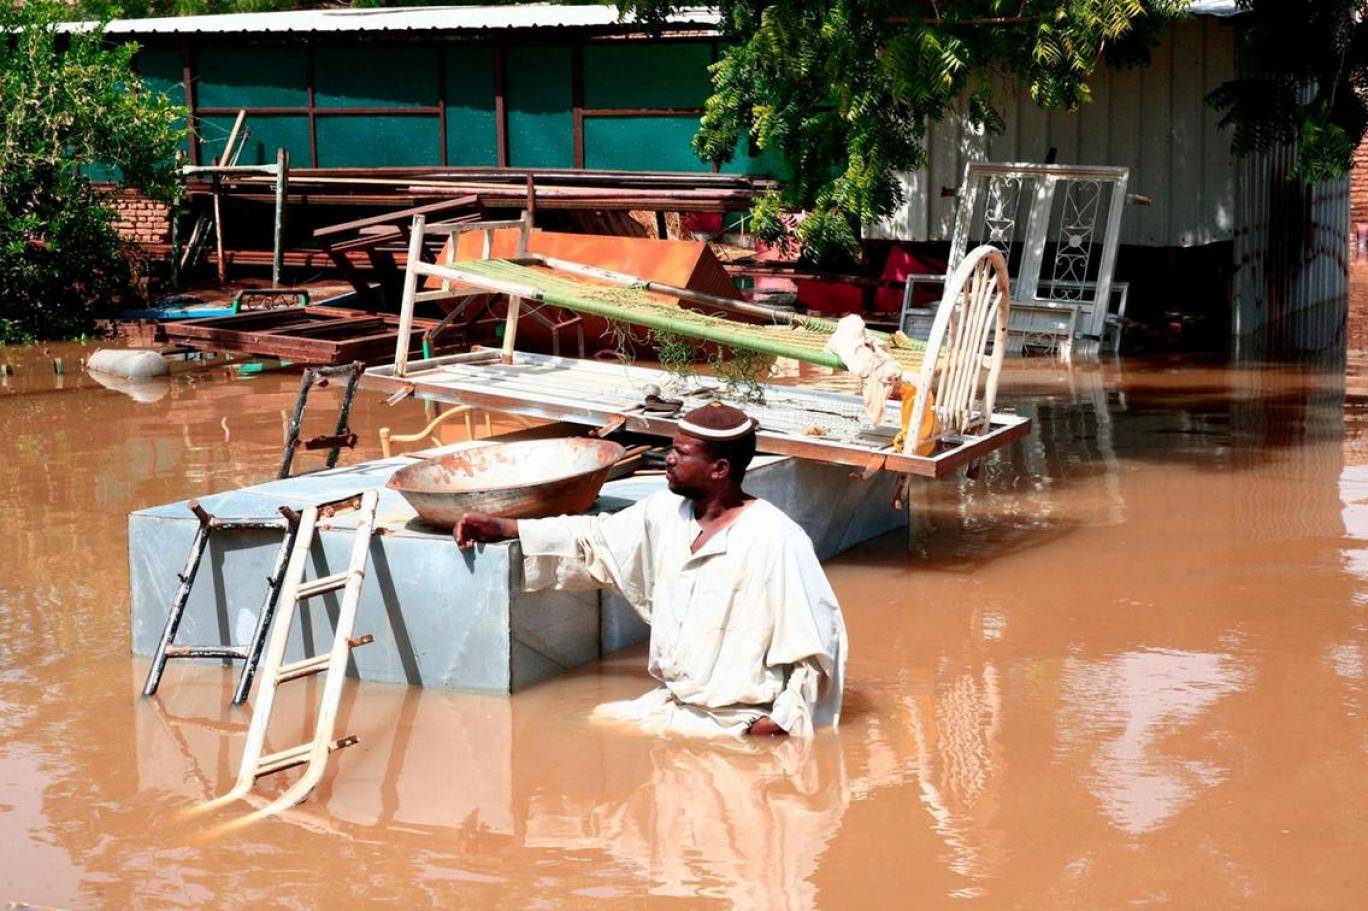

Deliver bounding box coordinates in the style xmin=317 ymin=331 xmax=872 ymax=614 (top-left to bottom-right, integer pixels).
xmin=199 ymin=489 xmax=379 ymax=819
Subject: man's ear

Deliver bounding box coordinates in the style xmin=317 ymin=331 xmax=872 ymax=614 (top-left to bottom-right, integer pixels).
xmin=709 ymin=457 xmax=731 ymax=481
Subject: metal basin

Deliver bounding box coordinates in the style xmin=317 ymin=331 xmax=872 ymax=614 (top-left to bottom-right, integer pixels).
xmin=386 ymin=437 xmax=626 ymax=529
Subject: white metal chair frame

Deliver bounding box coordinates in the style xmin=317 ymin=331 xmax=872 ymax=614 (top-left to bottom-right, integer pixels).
xmin=903 ymin=244 xmax=1011 ymax=455
xmin=393 ymin=211 xmax=534 ymax=376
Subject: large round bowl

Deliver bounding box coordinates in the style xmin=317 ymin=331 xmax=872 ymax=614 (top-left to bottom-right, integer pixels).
xmin=386 ymin=437 xmax=626 ymax=529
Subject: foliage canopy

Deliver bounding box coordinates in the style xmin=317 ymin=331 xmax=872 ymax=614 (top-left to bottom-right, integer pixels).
xmin=1206 ymin=0 xmax=1368 ymax=185
xmin=617 ymin=0 xmax=1190 ymax=262
xmin=610 ymin=0 xmax=1368 ymax=264
xmin=0 ymin=1 xmax=185 ymax=342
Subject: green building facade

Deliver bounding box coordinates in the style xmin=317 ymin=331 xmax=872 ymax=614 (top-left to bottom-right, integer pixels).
xmin=122 ymin=16 xmax=777 ymax=176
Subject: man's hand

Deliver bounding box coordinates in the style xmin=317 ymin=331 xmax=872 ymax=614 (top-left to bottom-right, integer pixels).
xmin=454 ymin=512 xmax=518 ymax=548
xmin=747 ymin=716 xmax=788 ymax=737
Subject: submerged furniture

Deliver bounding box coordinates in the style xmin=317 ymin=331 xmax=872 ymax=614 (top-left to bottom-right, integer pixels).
xmin=899 ymin=162 xmax=1134 ymax=358
xmin=374 ymin=212 xmax=1027 ymax=472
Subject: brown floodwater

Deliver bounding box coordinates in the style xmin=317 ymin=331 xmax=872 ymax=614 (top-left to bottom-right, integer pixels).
xmin=2 ymin=341 xmax=1367 ymax=908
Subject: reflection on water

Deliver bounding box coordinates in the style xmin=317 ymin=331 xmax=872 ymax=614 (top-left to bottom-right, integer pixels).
xmin=3 ymin=343 xmax=1368 ymax=907
xmin=1057 ymin=648 xmax=1247 ymax=836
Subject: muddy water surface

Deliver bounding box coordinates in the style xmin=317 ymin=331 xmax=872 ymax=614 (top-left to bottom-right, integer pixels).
xmin=2 ymin=343 xmax=1366 ymax=908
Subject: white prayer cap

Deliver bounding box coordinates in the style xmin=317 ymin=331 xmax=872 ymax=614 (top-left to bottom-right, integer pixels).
xmin=678 ymin=402 xmax=757 ymax=441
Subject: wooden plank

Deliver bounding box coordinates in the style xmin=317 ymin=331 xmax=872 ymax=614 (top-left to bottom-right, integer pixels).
xmin=313 ymin=196 xmax=478 ymax=239
xmin=260 ymin=317 xmax=386 ymax=339
xmin=163 ymin=309 xmax=450 ymax=365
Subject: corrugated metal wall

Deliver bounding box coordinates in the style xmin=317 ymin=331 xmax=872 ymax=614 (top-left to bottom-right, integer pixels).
xmin=1232 ymin=145 xmax=1350 ymax=354
xmin=869 ymin=17 xmax=1239 ymax=249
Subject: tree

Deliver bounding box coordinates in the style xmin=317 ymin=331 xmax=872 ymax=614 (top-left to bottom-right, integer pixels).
xmin=0 ymin=1 xmax=186 ymax=342
xmin=1206 ymin=0 xmax=1368 ymax=185
xmin=72 ymin=0 xmax=566 ymax=19
xmin=616 ymin=0 xmax=1189 ymax=264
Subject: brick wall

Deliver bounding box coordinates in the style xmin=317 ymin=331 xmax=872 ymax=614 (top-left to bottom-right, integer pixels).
xmin=107 ymin=189 xmax=172 ymax=247
xmin=1352 ymin=141 xmax=1368 ymax=229
xmin=1352 ymin=143 xmax=1368 ymax=350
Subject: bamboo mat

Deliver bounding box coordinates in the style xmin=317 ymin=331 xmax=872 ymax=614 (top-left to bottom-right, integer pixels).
xmin=451 ymin=259 xmax=927 ymax=374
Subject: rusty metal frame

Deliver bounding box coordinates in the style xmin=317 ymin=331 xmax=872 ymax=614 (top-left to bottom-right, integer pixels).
xmin=143 ymin=500 xmax=302 ymax=705
xmin=279 ymin=361 xmax=366 ymax=479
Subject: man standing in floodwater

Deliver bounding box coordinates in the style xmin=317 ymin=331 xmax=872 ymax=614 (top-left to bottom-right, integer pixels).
xmin=454 ymin=401 xmax=846 ymax=738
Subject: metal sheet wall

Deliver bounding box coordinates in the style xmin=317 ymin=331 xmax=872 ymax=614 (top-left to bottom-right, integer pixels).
xmin=1232 ymin=143 xmax=1350 ymax=355
xmin=869 ymin=17 xmax=1239 ymax=249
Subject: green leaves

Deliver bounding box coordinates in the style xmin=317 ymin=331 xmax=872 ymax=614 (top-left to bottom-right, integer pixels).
xmin=617 ymin=0 xmax=1184 ymax=265
xmin=0 ymin=1 xmax=188 ymax=340
xmin=1206 ymin=0 xmax=1367 ymax=185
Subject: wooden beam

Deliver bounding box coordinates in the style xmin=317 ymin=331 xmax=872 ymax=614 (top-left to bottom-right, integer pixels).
xmin=394 ymin=214 xmax=427 ymax=376
xmin=212 ymin=111 xmax=245 ymax=285
xmin=312 ymin=195 xmax=479 ymax=239
xmin=273 ymin=148 xmax=289 ymax=287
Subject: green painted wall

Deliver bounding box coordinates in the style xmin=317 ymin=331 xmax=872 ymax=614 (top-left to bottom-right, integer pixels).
xmin=316 ymin=115 xmax=441 ymax=167
xmin=195 ymin=46 xmax=308 ymax=109
xmin=123 ymin=37 xmax=777 ymax=177
xmin=584 ymin=115 xmax=705 ymax=172
xmin=314 ymin=45 xmax=438 ymax=109
xmin=135 ymin=47 xmax=182 ymax=100
xmin=505 ymin=44 xmax=573 ymax=168
xmin=199 ymin=113 xmax=310 ymax=167
xmin=443 ymin=44 xmax=498 ymax=166
xmin=582 ymin=42 xmax=712 ymax=110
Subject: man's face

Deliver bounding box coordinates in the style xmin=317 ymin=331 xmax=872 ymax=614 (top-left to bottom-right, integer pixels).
xmin=664 ymin=431 xmax=723 ymax=498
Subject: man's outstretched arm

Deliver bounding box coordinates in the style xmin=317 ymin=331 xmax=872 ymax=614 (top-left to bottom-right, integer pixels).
xmin=455 ymin=500 xmax=654 ymax=609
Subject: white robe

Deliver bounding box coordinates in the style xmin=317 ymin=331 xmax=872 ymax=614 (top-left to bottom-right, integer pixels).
xmin=518 ymin=490 xmax=847 ymax=738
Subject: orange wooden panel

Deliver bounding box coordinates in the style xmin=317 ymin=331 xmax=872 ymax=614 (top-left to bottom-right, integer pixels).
xmin=426 ymin=229 xmax=742 ymax=356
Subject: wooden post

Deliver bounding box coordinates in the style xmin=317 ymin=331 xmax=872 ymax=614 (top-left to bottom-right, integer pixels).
xmin=272 ymin=147 xmax=289 ymax=288
xmin=212 ymin=176 xmax=226 ymax=286
xmin=213 ymin=112 xmax=246 ymax=286
xmin=517 ymin=209 xmax=532 ymax=257
xmin=502 ymin=209 xmax=533 ymax=363
xmin=501 ymin=295 xmax=522 ymax=365
xmin=170 ymin=150 xmax=184 ymax=289
xmin=394 ymin=214 xmax=427 ymax=377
